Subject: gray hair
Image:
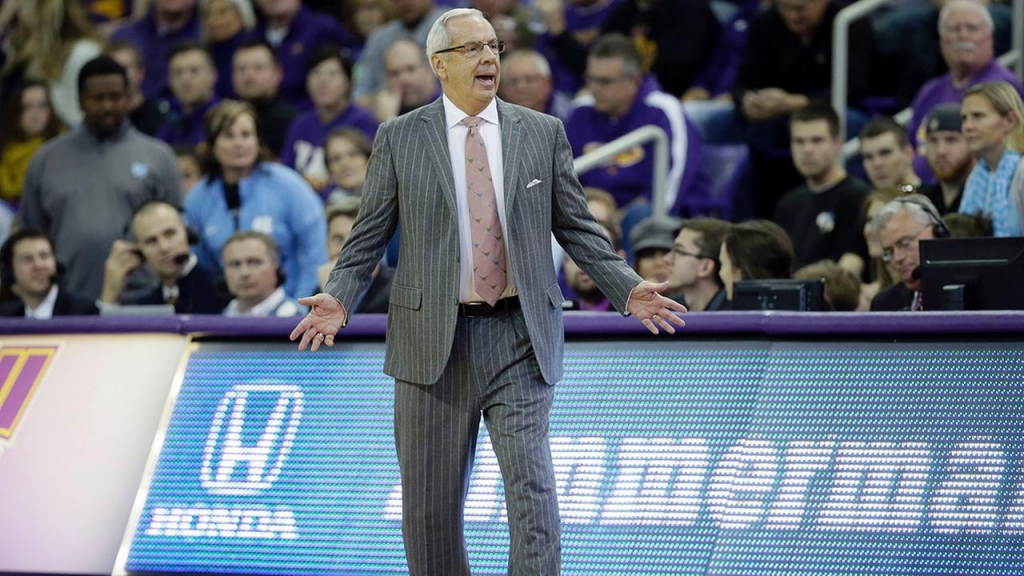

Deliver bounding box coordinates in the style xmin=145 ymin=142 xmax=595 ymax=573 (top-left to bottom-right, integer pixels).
xmin=200 ymin=0 xmax=257 ymax=31
xmin=425 ymin=8 xmax=485 ymax=61
xmin=870 ymin=194 xmax=939 ymax=238
xmin=504 ymin=49 xmax=552 ymax=78
xmin=938 ymin=0 xmax=993 ymax=35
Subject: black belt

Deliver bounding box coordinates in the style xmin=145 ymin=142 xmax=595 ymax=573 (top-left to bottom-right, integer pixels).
xmin=458 ymin=295 xmax=520 ymax=317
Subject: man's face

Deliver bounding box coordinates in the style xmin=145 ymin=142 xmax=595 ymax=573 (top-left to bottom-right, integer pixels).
xmin=169 ymin=50 xmax=216 ymax=107
xmin=132 ymin=204 xmax=191 ymax=282
xmin=790 ymin=119 xmax=839 ymax=181
xmin=878 ymin=209 xmax=935 ymax=290
xmin=939 ymin=5 xmax=993 ymax=72
xmin=233 ymin=46 xmax=282 ymax=100
xmin=11 ymin=238 xmax=56 ymax=300
xmin=498 ymin=54 xmax=552 ymax=113
xmin=392 ymin=0 xmax=433 ymax=24
xmin=255 ymin=0 xmax=300 ymax=20
xmin=109 ymin=48 xmax=145 ymax=94
xmin=860 ymin=132 xmax=914 ymax=189
xmin=327 ymin=214 xmax=356 ymax=261
xmin=307 ymin=58 xmax=349 ymax=109
xmin=79 ymin=73 xmax=129 ymax=136
xmin=385 ymin=42 xmax=438 ymax=108
xmin=777 ymin=0 xmax=828 ymax=38
xmin=926 ymin=129 xmax=974 ymax=182
xmin=223 ymin=238 xmax=279 ymax=305
xmin=585 ymin=56 xmax=639 ymax=118
xmin=664 ymin=228 xmax=709 ymax=293
xmin=431 ymin=15 xmax=500 ymax=115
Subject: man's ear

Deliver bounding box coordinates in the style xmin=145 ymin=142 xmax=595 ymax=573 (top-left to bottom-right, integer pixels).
xmin=430 ymin=54 xmax=446 ymax=81
xmin=696 ymin=257 xmax=716 ymax=280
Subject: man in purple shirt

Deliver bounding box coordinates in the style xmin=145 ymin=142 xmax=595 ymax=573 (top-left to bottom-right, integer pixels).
xmin=109 ymin=0 xmax=201 ymax=100
xmin=908 ymin=0 xmax=1023 ymax=179
xmin=534 ymin=0 xmax=621 ymax=96
xmin=155 ymin=43 xmax=220 ymax=147
xmin=565 ymin=34 xmax=705 ymax=217
xmin=281 ymin=47 xmax=378 ymax=193
xmin=246 ymin=0 xmax=355 ymax=110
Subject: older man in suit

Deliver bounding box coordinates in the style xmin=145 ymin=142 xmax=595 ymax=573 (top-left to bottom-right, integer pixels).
xmin=291 ymin=8 xmax=685 ymax=575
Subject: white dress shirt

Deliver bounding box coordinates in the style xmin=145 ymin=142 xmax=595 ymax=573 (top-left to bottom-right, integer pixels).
xmin=442 ymin=95 xmax=518 ymax=303
xmin=24 ymin=285 xmax=59 ymax=319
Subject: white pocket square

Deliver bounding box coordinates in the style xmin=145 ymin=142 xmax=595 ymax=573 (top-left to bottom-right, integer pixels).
xmin=527 ymin=179 xmax=543 ymax=189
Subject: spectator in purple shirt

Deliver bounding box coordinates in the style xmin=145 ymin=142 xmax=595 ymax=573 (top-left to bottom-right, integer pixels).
xmin=533 ymin=0 xmax=621 ymax=96
xmin=281 ymin=46 xmax=378 ymax=192
xmin=200 ymin=0 xmax=257 ymax=99
xmin=565 ymin=35 xmax=705 ymax=221
xmin=155 ymin=42 xmax=220 ymax=147
xmin=245 ymin=0 xmax=356 ymax=110
xmin=110 ymin=0 xmax=201 ymax=100
xmin=908 ymin=0 xmax=1024 ymax=180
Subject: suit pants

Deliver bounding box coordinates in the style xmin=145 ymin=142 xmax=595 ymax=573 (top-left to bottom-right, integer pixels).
xmin=394 ymin=308 xmax=561 ymax=576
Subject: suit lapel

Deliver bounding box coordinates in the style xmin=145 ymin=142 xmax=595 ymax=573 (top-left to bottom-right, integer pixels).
xmin=419 ymin=100 xmax=458 ymax=219
xmin=498 ymin=100 xmax=522 ymax=212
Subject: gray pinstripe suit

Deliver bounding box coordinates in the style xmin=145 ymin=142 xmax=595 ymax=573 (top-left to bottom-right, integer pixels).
xmin=325 ymin=98 xmax=642 ymax=575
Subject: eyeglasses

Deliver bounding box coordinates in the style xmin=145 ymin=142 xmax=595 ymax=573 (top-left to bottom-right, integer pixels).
xmin=670 ymin=246 xmax=708 ymax=260
xmin=880 ymin=226 xmax=930 ymax=263
xmin=434 ymin=40 xmax=505 ymax=58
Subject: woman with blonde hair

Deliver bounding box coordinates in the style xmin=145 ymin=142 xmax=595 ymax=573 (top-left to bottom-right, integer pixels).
xmin=1 ymin=0 xmax=102 ymax=125
xmin=958 ymin=81 xmax=1024 ymax=236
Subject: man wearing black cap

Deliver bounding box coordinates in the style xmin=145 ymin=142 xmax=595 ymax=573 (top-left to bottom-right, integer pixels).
xmin=919 ymin=103 xmax=973 ymax=215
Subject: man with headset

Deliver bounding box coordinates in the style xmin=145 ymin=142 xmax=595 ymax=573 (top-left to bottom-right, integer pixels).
xmin=868 ymin=194 xmax=949 ymax=311
xmin=99 ymin=200 xmax=227 ymax=314
xmin=0 ymin=229 xmax=98 ymax=318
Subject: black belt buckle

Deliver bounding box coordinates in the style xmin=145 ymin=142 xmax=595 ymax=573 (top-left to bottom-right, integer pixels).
xmin=459 ymin=296 xmax=519 ymax=317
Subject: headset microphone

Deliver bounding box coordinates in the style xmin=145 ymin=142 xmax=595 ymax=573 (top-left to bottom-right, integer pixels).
xmin=173 ymin=253 xmax=190 ymax=266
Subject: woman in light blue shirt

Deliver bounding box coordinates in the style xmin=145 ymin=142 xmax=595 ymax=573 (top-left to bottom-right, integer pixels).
xmin=185 ymin=100 xmax=327 ymax=299
xmin=958 ymin=81 xmax=1024 ymax=237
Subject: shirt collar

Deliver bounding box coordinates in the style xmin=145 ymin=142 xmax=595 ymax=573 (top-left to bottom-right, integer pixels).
xmin=442 ymin=94 xmax=499 ymax=131
xmin=161 ymin=253 xmax=198 ymax=302
xmin=227 ymin=287 xmax=288 ymax=317
xmin=25 ymin=285 xmax=59 ymax=319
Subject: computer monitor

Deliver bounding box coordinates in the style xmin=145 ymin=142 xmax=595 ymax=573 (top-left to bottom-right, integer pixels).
xmin=732 ymin=279 xmax=826 ymax=311
xmin=920 ymin=237 xmax=1024 ymax=310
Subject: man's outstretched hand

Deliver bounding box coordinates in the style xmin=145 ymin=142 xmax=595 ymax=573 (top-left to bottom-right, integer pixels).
xmin=290 ymin=293 xmax=348 ymax=351
xmin=626 ymin=281 xmax=688 ymax=334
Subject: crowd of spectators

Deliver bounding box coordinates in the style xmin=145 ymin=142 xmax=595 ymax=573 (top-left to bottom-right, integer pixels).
xmin=0 ymin=0 xmax=1021 ymax=318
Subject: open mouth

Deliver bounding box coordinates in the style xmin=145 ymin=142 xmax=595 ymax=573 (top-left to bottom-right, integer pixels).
xmin=475 ymin=73 xmax=496 ymax=87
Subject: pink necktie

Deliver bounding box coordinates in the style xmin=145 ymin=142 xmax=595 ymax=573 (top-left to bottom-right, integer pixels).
xmin=461 ymin=116 xmax=507 ymax=306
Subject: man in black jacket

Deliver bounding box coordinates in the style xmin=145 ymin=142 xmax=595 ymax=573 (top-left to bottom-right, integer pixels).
xmin=0 ymin=229 xmax=97 ymax=318
xmin=100 ymin=200 xmax=228 ymax=314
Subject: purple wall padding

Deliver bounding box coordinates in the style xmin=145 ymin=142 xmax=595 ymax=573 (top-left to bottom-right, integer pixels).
xmin=2 ymin=311 xmax=1024 ymax=339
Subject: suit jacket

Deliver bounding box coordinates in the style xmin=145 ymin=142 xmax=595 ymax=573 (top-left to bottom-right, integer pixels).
xmin=870 ymin=283 xmax=915 ymax=311
xmin=325 ymin=98 xmax=641 ymax=385
xmin=0 ymin=286 xmax=99 ymax=317
xmin=127 ymin=263 xmax=228 ymax=314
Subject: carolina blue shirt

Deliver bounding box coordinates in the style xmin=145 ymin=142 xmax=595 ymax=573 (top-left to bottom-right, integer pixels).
xmin=959 ymin=148 xmax=1023 ymax=237
xmin=184 ymin=162 xmax=328 ymax=299
xmin=280 ymin=105 xmax=378 ymax=192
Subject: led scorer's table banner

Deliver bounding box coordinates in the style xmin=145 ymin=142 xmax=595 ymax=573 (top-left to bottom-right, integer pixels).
xmin=116 ymin=339 xmax=1024 ymax=575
